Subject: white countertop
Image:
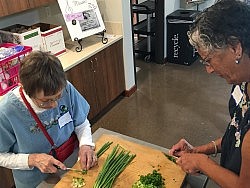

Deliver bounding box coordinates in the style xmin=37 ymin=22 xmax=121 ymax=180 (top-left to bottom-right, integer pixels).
xmin=0 ymin=34 xmax=122 ymax=99
xmin=58 ymin=34 xmax=123 ymax=72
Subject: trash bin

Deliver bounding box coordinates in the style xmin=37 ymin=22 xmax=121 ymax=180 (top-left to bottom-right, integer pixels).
xmin=166 ymin=9 xmax=200 ymax=65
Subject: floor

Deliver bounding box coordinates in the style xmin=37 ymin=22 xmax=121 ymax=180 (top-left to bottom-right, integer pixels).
xmin=92 ymin=57 xmax=232 ymax=188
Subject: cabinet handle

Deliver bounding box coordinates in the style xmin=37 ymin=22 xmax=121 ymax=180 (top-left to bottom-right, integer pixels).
xmin=90 ymin=60 xmax=94 ymax=71
xmin=93 ymin=57 xmax=98 ymax=72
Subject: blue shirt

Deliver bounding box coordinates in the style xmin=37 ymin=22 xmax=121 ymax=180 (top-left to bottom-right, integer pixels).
xmin=0 ymin=81 xmax=90 ymax=188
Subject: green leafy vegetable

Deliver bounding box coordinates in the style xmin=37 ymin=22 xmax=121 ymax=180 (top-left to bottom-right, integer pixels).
xmin=132 ymin=170 xmax=165 ymax=188
xmin=81 ymin=169 xmax=87 ymax=174
xmin=72 ymin=177 xmax=85 ymax=188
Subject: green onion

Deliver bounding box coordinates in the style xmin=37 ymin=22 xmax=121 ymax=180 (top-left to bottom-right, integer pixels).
xmin=163 ymin=153 xmax=177 ymax=164
xmin=96 ymin=141 xmax=113 ymax=158
xmin=71 ymin=177 xmax=85 ymax=188
xmin=93 ymin=144 xmax=136 ymax=188
xmin=132 ymin=170 xmax=165 ymax=188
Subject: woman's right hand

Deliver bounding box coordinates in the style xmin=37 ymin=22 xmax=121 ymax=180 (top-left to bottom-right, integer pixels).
xmin=28 ymin=153 xmax=66 ymax=173
xmin=169 ymin=138 xmax=194 ymax=157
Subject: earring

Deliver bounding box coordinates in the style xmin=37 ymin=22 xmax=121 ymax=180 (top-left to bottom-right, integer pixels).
xmin=235 ymin=55 xmax=241 ymax=64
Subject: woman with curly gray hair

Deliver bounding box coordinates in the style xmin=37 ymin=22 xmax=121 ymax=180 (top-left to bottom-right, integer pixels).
xmin=169 ymin=0 xmax=250 ymax=187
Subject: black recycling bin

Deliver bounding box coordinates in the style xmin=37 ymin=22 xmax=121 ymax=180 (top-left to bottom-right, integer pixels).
xmin=167 ymin=9 xmax=200 ymax=65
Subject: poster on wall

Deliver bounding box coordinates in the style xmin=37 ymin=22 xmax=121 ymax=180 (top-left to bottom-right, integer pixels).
xmin=57 ymin=0 xmax=105 ymax=41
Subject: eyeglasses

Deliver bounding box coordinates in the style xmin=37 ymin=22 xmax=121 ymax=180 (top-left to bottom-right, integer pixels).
xmin=35 ymin=93 xmax=62 ymax=107
xmin=199 ymin=52 xmax=212 ymax=66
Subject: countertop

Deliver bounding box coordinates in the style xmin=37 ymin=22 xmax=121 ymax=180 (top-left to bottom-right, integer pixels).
xmin=0 ymin=34 xmax=122 ymax=100
xmin=58 ymin=34 xmax=123 ymax=72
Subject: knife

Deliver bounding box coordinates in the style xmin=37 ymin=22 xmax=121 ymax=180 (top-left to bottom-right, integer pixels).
xmin=54 ymin=165 xmax=87 ymax=174
xmin=65 ymin=168 xmax=87 ymax=174
xmin=162 ymin=152 xmax=178 ymax=164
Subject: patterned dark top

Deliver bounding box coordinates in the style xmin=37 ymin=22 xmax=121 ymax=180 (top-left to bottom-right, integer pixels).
xmin=221 ymin=82 xmax=250 ymax=174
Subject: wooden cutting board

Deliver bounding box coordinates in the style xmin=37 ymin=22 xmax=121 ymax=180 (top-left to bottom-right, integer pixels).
xmin=54 ymin=134 xmax=186 ymax=188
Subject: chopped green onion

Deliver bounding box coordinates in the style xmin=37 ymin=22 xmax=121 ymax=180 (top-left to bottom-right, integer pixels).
xmin=132 ymin=170 xmax=165 ymax=188
xmin=163 ymin=153 xmax=177 ymax=164
xmin=72 ymin=177 xmax=85 ymax=188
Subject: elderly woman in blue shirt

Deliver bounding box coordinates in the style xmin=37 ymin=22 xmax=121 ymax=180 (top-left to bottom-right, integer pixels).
xmin=0 ymin=51 xmax=97 ymax=188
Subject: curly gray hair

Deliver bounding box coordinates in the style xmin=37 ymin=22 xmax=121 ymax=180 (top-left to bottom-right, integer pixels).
xmin=188 ymin=0 xmax=250 ymax=56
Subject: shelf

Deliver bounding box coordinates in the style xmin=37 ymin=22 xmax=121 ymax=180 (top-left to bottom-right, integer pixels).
xmin=134 ymin=37 xmax=155 ymax=56
xmin=132 ymin=0 xmax=155 ymax=14
xmin=133 ymin=17 xmax=156 ymax=36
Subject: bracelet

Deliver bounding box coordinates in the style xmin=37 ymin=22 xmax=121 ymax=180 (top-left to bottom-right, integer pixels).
xmin=211 ymin=141 xmax=217 ymax=157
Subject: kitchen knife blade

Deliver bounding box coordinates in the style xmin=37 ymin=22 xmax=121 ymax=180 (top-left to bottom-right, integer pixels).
xmin=65 ymin=168 xmax=87 ymax=174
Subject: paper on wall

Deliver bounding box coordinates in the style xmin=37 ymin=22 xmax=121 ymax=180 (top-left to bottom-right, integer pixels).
xmin=57 ymin=0 xmax=105 ymax=41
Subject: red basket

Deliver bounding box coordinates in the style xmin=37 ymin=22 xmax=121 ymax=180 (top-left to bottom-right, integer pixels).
xmin=0 ymin=43 xmax=32 ymax=95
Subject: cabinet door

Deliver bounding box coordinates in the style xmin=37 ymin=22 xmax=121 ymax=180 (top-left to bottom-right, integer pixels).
xmin=104 ymin=40 xmax=125 ymax=102
xmin=93 ymin=49 xmax=111 ymax=113
xmin=0 ymin=1 xmax=7 ymax=17
xmin=0 ymin=0 xmax=30 ymax=16
xmin=66 ymin=57 xmax=98 ymax=120
xmin=29 ymin=0 xmax=55 ymax=8
xmin=66 ymin=39 xmax=125 ymax=120
xmin=93 ymin=40 xmax=125 ymax=113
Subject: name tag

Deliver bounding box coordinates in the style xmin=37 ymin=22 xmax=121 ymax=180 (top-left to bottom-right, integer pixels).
xmin=58 ymin=111 xmax=73 ymax=128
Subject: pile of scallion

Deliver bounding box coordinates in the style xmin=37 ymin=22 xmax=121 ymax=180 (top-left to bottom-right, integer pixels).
xmin=132 ymin=170 xmax=165 ymax=188
xmin=93 ymin=144 xmax=136 ymax=188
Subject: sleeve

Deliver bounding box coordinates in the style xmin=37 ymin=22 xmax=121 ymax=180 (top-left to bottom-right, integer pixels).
xmin=75 ymin=119 xmax=95 ymax=147
xmin=0 ymin=153 xmax=31 ymax=170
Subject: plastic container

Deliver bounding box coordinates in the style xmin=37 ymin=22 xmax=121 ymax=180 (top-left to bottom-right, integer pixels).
xmin=0 ymin=43 xmax=32 ymax=95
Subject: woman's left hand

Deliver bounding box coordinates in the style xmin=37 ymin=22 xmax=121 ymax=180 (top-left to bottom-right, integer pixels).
xmin=176 ymin=153 xmax=208 ymax=174
xmin=79 ymin=145 xmax=98 ymax=170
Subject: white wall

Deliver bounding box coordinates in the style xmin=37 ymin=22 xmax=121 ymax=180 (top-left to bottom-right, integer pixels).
xmin=183 ymin=0 xmax=216 ymax=10
xmin=97 ymin=0 xmax=136 ymax=91
xmin=121 ymin=0 xmax=136 ymax=91
xmin=97 ymin=0 xmax=122 ymax=22
xmin=165 ymin=0 xmax=181 ymax=58
xmin=0 ymin=10 xmax=39 ymax=28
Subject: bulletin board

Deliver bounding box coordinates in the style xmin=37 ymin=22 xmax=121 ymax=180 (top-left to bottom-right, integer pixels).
xmin=57 ymin=0 xmax=105 ymax=41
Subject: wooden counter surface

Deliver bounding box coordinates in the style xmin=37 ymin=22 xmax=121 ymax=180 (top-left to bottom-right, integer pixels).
xmin=54 ymin=132 xmax=186 ymax=188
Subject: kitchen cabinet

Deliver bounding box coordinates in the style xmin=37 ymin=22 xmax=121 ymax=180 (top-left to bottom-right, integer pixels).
xmin=29 ymin=0 xmax=55 ymax=8
xmin=66 ymin=39 xmax=125 ymax=120
xmin=0 ymin=0 xmax=30 ymax=17
xmin=0 ymin=0 xmax=55 ymax=17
